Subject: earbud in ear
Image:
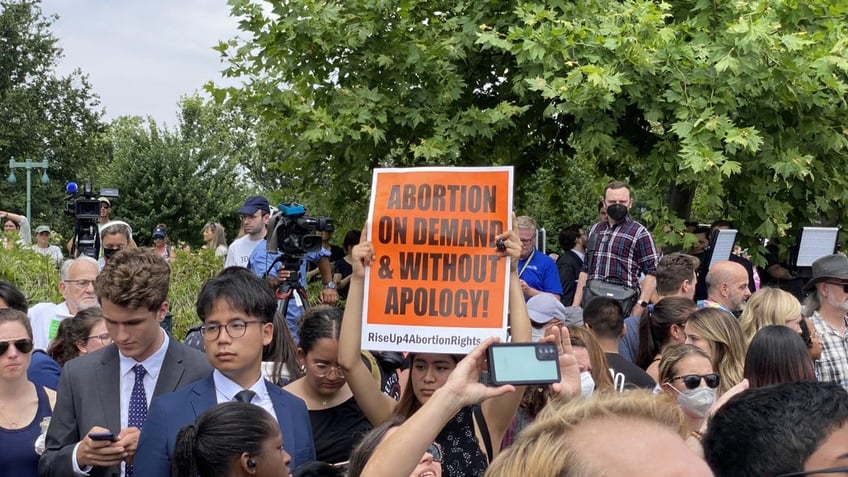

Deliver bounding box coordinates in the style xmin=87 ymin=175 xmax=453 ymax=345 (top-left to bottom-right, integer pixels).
xmin=247 ymin=458 xmax=256 ymax=468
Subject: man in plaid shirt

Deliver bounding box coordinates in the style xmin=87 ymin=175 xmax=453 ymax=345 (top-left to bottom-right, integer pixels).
xmin=572 ymin=181 xmax=659 ymax=317
xmin=803 ymin=254 xmax=848 ymax=388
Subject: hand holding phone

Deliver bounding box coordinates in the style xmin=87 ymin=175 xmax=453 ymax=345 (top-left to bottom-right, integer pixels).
xmin=487 ymin=342 xmax=561 ymax=386
xmin=88 ymin=432 xmax=118 ymax=442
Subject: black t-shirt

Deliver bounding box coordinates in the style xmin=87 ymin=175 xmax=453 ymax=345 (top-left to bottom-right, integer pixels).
xmin=606 ymin=352 xmax=656 ymax=390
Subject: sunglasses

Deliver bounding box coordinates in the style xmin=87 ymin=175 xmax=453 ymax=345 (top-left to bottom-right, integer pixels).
xmin=826 ymin=282 xmax=848 ymax=293
xmin=0 ymin=338 xmax=34 ymax=356
xmin=425 ymin=442 xmax=443 ymax=463
xmin=670 ymin=373 xmax=720 ymax=390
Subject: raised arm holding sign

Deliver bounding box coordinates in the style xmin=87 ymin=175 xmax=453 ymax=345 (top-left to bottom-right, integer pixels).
xmin=339 ymin=222 xmax=530 ymax=472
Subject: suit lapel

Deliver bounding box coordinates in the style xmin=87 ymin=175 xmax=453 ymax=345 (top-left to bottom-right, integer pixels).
xmin=98 ymin=346 xmax=122 ymax=434
xmin=152 ymin=338 xmax=186 ymax=397
xmin=268 ymin=382 xmax=294 ymax=436
xmin=189 ymin=375 xmax=217 ymax=417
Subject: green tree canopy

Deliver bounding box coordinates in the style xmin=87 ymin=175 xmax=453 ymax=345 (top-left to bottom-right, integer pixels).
xmin=96 ymin=96 xmax=252 ymax=246
xmin=217 ymin=0 xmax=848 ymax=257
xmin=0 ymin=0 xmax=106 ymax=231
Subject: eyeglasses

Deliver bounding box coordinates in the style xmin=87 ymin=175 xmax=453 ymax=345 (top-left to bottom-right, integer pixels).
xmin=826 ymin=282 xmax=848 ymax=293
xmin=309 ymin=362 xmax=345 ymax=378
xmin=0 ymin=338 xmax=34 ymax=356
xmin=63 ymin=279 xmax=97 ymax=290
xmin=777 ymin=466 xmax=848 ymax=476
xmin=100 ymin=203 xmax=111 ymax=209
xmin=425 ymin=442 xmax=443 ymax=463
xmin=87 ymin=333 xmax=112 ymax=345
xmin=670 ymin=374 xmax=721 ymax=390
xmin=103 ymin=245 xmax=126 ymax=251
xmin=200 ymin=319 xmax=263 ymax=341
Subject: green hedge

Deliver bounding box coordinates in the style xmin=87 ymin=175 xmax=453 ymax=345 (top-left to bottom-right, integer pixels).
xmin=0 ymin=244 xmax=333 ymax=340
xmin=0 ymin=245 xmax=224 ymax=340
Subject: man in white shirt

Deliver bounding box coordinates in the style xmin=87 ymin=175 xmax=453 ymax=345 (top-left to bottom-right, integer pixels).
xmin=33 ymin=225 xmax=64 ymax=266
xmin=29 ymin=256 xmax=100 ymax=350
xmin=224 ymin=196 xmax=270 ymax=268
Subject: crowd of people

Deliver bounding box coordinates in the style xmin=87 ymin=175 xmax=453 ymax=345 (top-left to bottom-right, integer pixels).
xmin=1 ymin=182 xmax=847 ymax=476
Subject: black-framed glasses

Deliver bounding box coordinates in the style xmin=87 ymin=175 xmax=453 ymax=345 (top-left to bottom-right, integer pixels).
xmin=778 ymin=466 xmax=848 ymax=476
xmin=63 ymin=279 xmax=97 ymax=290
xmin=0 ymin=338 xmax=34 ymax=355
xmin=670 ymin=374 xmax=720 ymax=390
xmin=200 ymin=319 xmax=263 ymax=341
xmin=309 ymin=362 xmax=345 ymax=378
xmin=425 ymin=442 xmax=443 ymax=463
xmin=826 ymin=282 xmax=848 ymax=293
xmin=87 ymin=333 xmax=112 ymax=345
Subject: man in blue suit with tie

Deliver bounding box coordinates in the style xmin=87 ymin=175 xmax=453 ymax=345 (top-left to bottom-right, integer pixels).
xmin=135 ymin=267 xmax=315 ymax=475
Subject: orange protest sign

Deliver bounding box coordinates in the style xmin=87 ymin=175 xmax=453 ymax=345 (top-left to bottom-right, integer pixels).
xmin=363 ymin=166 xmax=513 ymax=353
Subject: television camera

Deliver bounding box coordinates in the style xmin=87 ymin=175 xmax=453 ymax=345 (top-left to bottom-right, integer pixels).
xmin=265 ymin=203 xmax=334 ymax=296
xmin=63 ymin=182 xmax=118 ymax=260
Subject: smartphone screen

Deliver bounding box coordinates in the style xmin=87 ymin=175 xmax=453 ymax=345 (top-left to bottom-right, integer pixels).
xmin=488 ymin=343 xmax=560 ymax=386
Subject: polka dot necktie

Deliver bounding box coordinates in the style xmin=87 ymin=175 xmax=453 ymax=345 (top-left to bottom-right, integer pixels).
xmin=125 ymin=364 xmax=147 ymax=477
xmin=234 ymin=389 xmax=257 ymax=403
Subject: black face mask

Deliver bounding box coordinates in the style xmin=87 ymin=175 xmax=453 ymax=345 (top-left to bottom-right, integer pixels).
xmin=103 ymin=247 xmax=122 ymax=260
xmin=606 ymin=203 xmax=629 ymax=221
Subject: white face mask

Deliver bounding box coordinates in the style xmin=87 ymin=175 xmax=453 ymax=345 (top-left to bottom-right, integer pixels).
xmin=673 ymin=386 xmax=716 ymax=418
xmin=531 ymin=327 xmax=545 ymax=342
xmin=580 ymin=371 xmax=595 ymax=398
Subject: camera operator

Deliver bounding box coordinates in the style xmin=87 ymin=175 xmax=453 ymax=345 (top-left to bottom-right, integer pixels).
xmin=65 ymin=196 xmax=137 ymax=256
xmin=247 ymin=233 xmax=338 ymax=344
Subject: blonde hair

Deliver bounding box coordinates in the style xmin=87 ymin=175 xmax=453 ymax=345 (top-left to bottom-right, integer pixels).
xmin=686 ymin=308 xmax=747 ymax=394
xmin=738 ymin=287 xmax=801 ymax=342
xmin=486 ymin=391 xmax=685 ymax=477
xmin=568 ymin=325 xmax=613 ymax=392
xmin=658 ymin=343 xmax=712 ymax=385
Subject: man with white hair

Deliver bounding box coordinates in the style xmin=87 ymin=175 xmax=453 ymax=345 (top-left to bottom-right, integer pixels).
xmin=28 ymin=256 xmax=100 ymax=350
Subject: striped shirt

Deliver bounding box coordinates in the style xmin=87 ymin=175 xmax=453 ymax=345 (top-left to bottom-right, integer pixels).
xmin=812 ymin=311 xmax=848 ymax=389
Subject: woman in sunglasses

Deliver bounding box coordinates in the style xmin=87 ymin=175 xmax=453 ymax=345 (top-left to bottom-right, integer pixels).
xmin=659 ymin=343 xmax=719 ymax=450
xmin=47 ymin=307 xmax=111 ymax=367
xmin=0 ymin=309 xmax=56 ymax=473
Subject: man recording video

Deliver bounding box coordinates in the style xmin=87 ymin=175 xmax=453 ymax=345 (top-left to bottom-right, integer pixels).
xmin=246 ymin=203 xmax=338 ymax=344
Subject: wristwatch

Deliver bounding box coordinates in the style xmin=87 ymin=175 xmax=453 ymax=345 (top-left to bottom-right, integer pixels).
xmin=637 ymin=300 xmax=649 ymax=308
xmin=323 ymin=281 xmax=337 ymax=289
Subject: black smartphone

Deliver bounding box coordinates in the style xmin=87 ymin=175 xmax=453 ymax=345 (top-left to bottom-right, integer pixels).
xmin=487 ymin=342 xmax=561 ymax=386
xmin=88 ymin=432 xmax=118 ymax=442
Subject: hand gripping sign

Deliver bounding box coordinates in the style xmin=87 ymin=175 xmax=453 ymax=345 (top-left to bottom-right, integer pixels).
xmin=363 ymin=166 xmax=513 ymax=353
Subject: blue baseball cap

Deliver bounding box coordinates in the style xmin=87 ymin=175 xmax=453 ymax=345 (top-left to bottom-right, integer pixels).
xmin=237 ymin=196 xmax=270 ymax=215
xmin=152 ymin=226 xmax=167 ymax=238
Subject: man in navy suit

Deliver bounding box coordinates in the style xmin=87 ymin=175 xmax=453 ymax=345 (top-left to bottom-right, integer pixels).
xmin=135 ymin=267 xmax=315 ymax=475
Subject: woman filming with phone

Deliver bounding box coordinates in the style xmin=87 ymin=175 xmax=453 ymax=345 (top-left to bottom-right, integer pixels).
xmin=338 ymin=223 xmax=531 ymax=476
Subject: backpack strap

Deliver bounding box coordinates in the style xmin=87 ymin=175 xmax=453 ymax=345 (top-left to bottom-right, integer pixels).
xmin=473 ymin=404 xmax=493 ymax=463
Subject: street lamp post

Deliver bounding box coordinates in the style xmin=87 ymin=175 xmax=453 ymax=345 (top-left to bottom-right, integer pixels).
xmin=7 ymin=158 xmax=50 ymax=227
